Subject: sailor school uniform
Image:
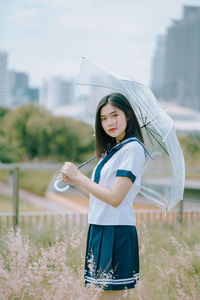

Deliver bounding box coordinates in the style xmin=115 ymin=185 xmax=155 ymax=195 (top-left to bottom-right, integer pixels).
xmin=84 ymin=135 xmax=151 ymax=290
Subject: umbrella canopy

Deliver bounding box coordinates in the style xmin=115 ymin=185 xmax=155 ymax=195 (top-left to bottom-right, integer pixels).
xmin=75 ymin=57 xmax=185 ymax=213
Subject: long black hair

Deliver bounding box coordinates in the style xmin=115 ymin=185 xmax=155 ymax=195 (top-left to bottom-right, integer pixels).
xmin=95 ymin=93 xmax=144 ymax=158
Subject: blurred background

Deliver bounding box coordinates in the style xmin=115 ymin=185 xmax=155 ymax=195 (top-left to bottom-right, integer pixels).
xmin=1 ymin=3 xmax=200 ymax=298
xmin=0 ymin=0 xmax=200 ymax=221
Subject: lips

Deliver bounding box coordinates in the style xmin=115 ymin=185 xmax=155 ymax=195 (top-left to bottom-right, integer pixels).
xmin=109 ymin=128 xmax=117 ymax=132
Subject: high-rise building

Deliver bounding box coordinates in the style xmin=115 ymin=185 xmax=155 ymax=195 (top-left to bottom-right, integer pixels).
xmin=39 ymin=79 xmax=49 ymax=108
xmin=39 ymin=76 xmax=75 ymax=110
xmin=7 ymin=70 xmax=39 ymax=107
xmin=7 ymin=70 xmax=29 ymax=107
xmin=0 ymin=51 xmax=8 ymax=107
xmin=151 ymin=6 xmax=200 ymax=110
xmin=61 ymin=80 xmax=75 ymax=106
xmin=150 ymin=35 xmax=166 ymax=99
xmin=27 ymin=88 xmax=39 ymax=103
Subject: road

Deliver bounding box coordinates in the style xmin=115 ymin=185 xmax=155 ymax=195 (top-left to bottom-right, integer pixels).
xmin=1 ymin=181 xmax=200 ymax=214
xmin=0 ymin=182 xmax=78 ymax=213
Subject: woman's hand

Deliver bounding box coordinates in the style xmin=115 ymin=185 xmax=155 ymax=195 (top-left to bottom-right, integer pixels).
xmin=60 ymin=162 xmax=82 ymax=184
xmin=58 ymin=164 xmax=90 ymax=197
xmin=57 ymin=173 xmax=72 ymax=185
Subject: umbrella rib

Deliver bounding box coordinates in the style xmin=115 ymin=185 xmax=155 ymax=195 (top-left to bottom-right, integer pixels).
xmin=145 ymin=127 xmax=154 ymax=146
xmin=145 ymin=120 xmax=151 ymax=126
xmin=146 ymin=128 xmax=169 ymax=156
xmin=147 ymin=127 xmax=162 ymax=138
xmin=141 ymin=120 xmax=152 ymax=128
xmin=139 ymin=109 xmax=158 ymax=129
xmin=138 ymin=106 xmax=146 ymax=124
xmin=138 ymin=107 xmax=155 ymax=146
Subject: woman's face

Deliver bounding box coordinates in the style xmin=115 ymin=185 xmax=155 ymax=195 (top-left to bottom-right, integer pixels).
xmin=100 ymin=103 xmax=127 ymax=143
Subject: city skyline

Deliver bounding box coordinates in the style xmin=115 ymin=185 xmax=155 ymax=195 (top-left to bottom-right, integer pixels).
xmin=151 ymin=6 xmax=200 ymax=111
xmin=1 ymin=0 xmax=200 ymax=87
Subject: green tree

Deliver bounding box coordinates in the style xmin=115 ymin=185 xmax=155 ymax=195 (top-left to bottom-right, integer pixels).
xmin=3 ymin=104 xmax=50 ymax=157
xmin=0 ymin=135 xmax=23 ymax=163
xmin=0 ymin=106 xmax=10 ymax=135
xmin=47 ymin=116 xmax=94 ymax=162
xmin=0 ymin=106 xmax=10 ymax=118
xmin=1 ymin=103 xmax=95 ymax=163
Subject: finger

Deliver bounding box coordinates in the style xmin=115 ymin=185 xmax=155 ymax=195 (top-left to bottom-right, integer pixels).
xmin=64 ymin=162 xmax=70 ymax=167
xmin=62 ymin=174 xmax=70 ymax=180
xmin=61 ymin=167 xmax=68 ymax=174
xmin=60 ymin=174 xmax=66 ymax=181
xmin=61 ymin=176 xmax=71 ymax=184
xmin=61 ymin=171 xmax=68 ymax=177
xmin=61 ymin=173 xmax=71 ymax=181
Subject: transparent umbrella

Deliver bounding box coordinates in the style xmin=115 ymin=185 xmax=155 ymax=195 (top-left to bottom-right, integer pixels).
xmin=71 ymin=57 xmax=185 ymax=214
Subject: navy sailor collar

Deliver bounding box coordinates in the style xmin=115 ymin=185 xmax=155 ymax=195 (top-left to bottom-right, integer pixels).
xmin=93 ymin=136 xmax=152 ymax=183
xmin=107 ymin=136 xmax=152 ymax=158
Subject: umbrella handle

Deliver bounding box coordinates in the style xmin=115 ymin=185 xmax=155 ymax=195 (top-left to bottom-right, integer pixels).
xmin=54 ymin=179 xmax=70 ymax=192
xmin=54 ymin=155 xmax=97 ymax=192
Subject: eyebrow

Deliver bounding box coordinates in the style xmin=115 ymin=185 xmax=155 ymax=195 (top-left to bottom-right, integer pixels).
xmin=100 ymin=110 xmax=118 ymax=118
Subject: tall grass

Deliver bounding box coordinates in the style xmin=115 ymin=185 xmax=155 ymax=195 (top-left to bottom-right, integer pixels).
xmin=0 ymin=219 xmax=199 ymax=299
xmin=0 ymin=194 xmax=46 ymax=212
xmin=136 ymin=220 xmax=200 ymax=300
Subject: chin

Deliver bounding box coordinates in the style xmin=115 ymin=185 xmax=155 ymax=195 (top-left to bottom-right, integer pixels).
xmin=108 ymin=133 xmax=118 ymax=138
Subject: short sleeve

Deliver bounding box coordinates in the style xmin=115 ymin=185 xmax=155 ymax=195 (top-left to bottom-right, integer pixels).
xmin=116 ymin=142 xmax=145 ymax=183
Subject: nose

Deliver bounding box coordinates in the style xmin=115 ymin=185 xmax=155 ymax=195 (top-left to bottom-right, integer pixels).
xmin=107 ymin=117 xmax=114 ymax=127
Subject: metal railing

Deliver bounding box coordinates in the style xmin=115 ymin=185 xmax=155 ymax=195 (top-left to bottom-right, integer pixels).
xmin=0 ymin=163 xmax=62 ymax=227
xmin=0 ymin=163 xmax=200 ymax=228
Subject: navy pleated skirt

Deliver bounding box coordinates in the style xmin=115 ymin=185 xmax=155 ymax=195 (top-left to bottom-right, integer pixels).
xmin=84 ymin=224 xmax=139 ymax=290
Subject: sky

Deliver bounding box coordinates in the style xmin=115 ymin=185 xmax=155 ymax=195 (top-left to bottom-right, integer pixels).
xmin=0 ymin=0 xmax=200 ymax=88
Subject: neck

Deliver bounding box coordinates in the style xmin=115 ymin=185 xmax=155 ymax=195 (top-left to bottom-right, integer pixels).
xmin=116 ymin=133 xmax=126 ymax=144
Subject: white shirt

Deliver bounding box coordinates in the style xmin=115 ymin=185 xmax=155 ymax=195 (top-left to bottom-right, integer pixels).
xmin=88 ymin=137 xmax=150 ymax=225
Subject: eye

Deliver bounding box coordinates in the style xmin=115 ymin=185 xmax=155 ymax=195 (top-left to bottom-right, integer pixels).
xmin=101 ymin=117 xmax=106 ymax=121
xmin=112 ymin=113 xmax=118 ymax=117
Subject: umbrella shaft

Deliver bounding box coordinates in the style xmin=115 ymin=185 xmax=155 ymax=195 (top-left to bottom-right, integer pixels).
xmin=77 ymin=155 xmax=97 ymax=169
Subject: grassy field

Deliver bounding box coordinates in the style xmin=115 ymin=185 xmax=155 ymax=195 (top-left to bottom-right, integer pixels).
xmin=0 ymin=169 xmax=56 ymax=196
xmin=0 ymin=219 xmax=199 ymax=299
xmin=0 ymin=194 xmax=45 ymax=212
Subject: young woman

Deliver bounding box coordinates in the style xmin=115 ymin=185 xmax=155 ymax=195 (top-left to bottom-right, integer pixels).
xmin=59 ymin=93 xmax=151 ymax=299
